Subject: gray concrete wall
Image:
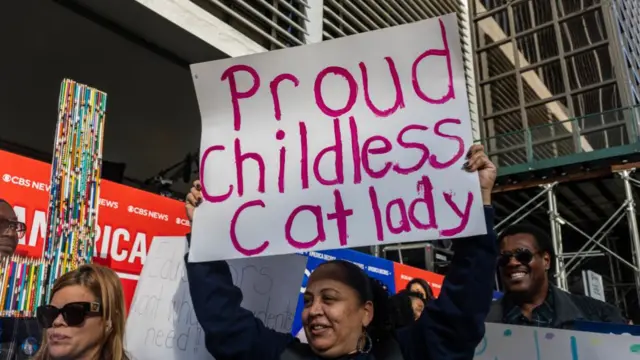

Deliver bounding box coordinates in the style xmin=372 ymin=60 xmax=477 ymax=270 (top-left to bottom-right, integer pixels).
xmin=0 ymin=0 xmax=204 ymax=190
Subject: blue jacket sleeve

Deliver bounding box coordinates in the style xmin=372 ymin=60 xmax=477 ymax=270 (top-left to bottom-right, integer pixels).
xmin=396 ymin=206 xmax=497 ymax=360
xmin=184 ymin=236 xmax=295 ymax=360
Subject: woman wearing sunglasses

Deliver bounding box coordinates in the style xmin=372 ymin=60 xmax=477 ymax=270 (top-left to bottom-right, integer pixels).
xmin=33 ymin=264 xmax=130 ymax=360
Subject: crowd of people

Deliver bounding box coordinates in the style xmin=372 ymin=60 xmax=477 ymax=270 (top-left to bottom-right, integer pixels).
xmin=0 ymin=145 xmax=631 ymax=360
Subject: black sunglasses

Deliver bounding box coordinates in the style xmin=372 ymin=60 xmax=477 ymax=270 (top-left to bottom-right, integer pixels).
xmin=497 ymin=248 xmax=540 ymax=267
xmin=36 ymin=302 xmax=101 ymax=328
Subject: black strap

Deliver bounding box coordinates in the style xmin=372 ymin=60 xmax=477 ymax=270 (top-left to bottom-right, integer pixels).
xmin=280 ymin=337 xmax=404 ymax=360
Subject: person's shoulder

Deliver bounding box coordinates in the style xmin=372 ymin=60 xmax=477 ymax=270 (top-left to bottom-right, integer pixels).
xmin=485 ymin=299 xmax=503 ymax=322
xmin=566 ymin=292 xmax=622 ymax=320
xmin=567 ymin=293 xmax=615 ymax=309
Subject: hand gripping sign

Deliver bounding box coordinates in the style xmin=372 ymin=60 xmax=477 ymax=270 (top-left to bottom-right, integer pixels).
xmin=189 ymin=14 xmax=487 ymax=262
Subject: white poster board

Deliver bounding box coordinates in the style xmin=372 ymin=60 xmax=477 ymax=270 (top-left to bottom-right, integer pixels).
xmin=125 ymin=237 xmax=307 ymax=360
xmin=190 ymin=13 xmax=485 ymax=262
xmin=474 ymin=323 xmax=640 ymax=360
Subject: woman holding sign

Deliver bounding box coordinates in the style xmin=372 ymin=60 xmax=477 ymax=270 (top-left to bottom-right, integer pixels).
xmin=185 ymin=144 xmax=497 ymax=360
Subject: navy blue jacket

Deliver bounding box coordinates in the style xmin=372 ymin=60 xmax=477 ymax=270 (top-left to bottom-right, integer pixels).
xmin=186 ymin=206 xmax=497 ymax=360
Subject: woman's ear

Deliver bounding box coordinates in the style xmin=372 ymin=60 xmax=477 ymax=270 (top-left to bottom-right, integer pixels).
xmin=361 ymin=301 xmax=374 ymax=327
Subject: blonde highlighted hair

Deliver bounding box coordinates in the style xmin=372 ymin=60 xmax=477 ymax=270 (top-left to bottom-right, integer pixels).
xmin=33 ymin=264 xmax=130 ymax=360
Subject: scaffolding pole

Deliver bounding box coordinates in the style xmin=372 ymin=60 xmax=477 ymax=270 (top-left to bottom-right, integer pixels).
xmin=494 ymin=179 xmax=633 ymax=302
xmin=610 ymin=236 xmax=629 ymax=311
xmin=619 ymin=169 xmax=640 ymax=305
xmin=371 ymin=245 xmax=380 ymax=257
xmin=380 ymin=170 xmax=640 ymax=309
xmin=605 ymin=237 xmax=621 ymax=307
xmin=545 ymin=183 xmax=569 ymax=290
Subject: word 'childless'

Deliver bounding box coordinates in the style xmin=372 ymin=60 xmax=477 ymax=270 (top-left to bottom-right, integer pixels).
xmin=199 ymin=19 xmax=473 ymax=256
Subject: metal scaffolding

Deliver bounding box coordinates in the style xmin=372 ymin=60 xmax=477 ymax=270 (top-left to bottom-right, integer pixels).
xmin=380 ymin=167 xmax=640 ymax=315
xmin=493 ymin=170 xmax=640 ymax=314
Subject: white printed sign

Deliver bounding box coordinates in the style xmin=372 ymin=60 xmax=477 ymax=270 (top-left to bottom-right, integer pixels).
xmin=190 ymin=13 xmax=485 ymax=261
xmin=125 ymin=237 xmax=307 ymax=360
xmin=584 ymin=270 xmax=606 ymax=302
xmin=474 ymin=323 xmax=640 ymax=360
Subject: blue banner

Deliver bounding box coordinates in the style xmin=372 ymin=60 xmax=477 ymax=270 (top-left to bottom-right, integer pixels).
xmin=571 ymin=320 xmax=640 ymax=335
xmin=290 ymin=249 xmax=503 ymax=337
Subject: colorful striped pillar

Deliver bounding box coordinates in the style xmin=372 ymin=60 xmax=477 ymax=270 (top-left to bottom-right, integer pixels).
xmin=0 ymin=79 xmax=107 ymax=316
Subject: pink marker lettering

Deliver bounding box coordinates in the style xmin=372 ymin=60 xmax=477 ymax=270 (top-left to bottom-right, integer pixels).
xmin=314 ymin=66 xmax=358 ymax=117
xmin=285 ymin=205 xmax=326 ymax=249
xmin=299 ymin=122 xmax=310 ymax=189
xmin=440 ymin=191 xmax=474 ymax=237
xmin=349 ymin=116 xmax=362 ymax=184
xmin=276 ymin=130 xmax=286 ymax=193
xmin=368 ymin=186 xmax=385 ymax=241
xmin=199 ymin=145 xmax=233 ymax=203
xmin=430 ymin=118 xmax=464 ymax=169
xmin=411 ymin=19 xmax=455 ymax=105
xmin=313 ymin=118 xmax=344 ymax=186
xmin=385 ymin=198 xmax=411 ymax=234
xmin=362 ymin=135 xmax=393 ymax=179
xmin=360 ymin=57 xmax=405 ymax=117
xmin=270 ymin=73 xmax=300 ymax=121
xmin=221 ymin=64 xmax=261 ymax=131
xmin=408 ymin=176 xmax=438 ymax=230
xmin=234 ymin=138 xmax=265 ymax=197
xmin=326 ymin=189 xmax=354 ymax=246
xmin=230 ymin=200 xmax=270 ymax=256
xmin=394 ymin=124 xmax=430 ymax=175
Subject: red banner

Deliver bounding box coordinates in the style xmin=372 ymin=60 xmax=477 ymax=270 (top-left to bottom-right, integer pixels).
xmin=393 ymin=262 xmax=445 ymax=297
xmin=0 ymin=149 xmax=189 ymax=307
xmin=0 ymin=149 xmax=449 ymax=310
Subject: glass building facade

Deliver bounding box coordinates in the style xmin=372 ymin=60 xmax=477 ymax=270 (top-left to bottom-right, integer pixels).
xmin=471 ymin=0 xmax=640 ymax=168
xmin=612 ymin=0 xmax=640 ymax=105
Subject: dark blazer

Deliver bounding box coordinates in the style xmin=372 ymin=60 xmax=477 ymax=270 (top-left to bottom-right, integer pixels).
xmin=485 ymin=285 xmax=626 ymax=328
xmin=185 ymin=207 xmax=498 ymax=360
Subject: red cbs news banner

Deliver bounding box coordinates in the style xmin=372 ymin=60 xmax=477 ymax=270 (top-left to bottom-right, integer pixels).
xmin=393 ymin=262 xmax=444 ymax=297
xmin=0 ymin=149 xmax=189 ymax=309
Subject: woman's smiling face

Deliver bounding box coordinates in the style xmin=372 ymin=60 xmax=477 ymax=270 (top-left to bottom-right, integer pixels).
xmin=301 ymin=264 xmax=373 ymax=358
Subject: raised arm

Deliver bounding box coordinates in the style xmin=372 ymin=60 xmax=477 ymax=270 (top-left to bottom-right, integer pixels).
xmin=185 ymin=235 xmax=295 ymax=360
xmin=183 ymin=183 xmax=295 ymax=360
xmin=396 ymin=145 xmax=498 ymax=360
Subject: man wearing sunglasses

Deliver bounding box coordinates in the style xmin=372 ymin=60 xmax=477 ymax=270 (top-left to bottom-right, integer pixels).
xmin=486 ymin=224 xmax=626 ymax=328
xmin=0 ymin=199 xmax=24 ymax=257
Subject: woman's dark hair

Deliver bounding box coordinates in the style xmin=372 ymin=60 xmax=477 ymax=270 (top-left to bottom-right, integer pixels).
xmin=317 ymin=260 xmax=393 ymax=343
xmin=405 ymin=278 xmax=435 ymax=301
xmin=388 ymin=290 xmax=423 ymax=329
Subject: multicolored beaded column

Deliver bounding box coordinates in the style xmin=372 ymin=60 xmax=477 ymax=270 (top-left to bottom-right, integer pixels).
xmin=0 ymin=80 xmax=106 ymax=316
xmin=0 ymin=255 xmax=46 ymax=317
xmin=43 ymin=79 xmax=107 ymax=301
